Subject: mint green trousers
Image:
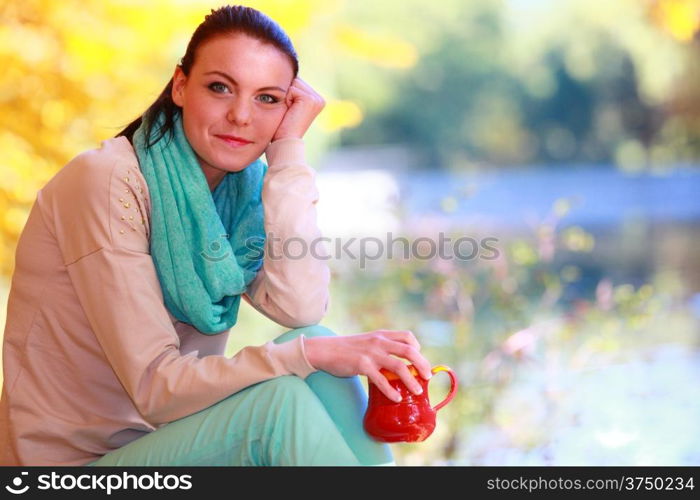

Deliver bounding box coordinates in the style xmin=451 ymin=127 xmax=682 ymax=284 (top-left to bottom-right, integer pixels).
xmin=85 ymin=325 xmax=394 ymax=466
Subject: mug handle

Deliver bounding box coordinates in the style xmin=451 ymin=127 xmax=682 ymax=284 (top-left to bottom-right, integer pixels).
xmin=430 ymin=365 xmax=458 ymax=412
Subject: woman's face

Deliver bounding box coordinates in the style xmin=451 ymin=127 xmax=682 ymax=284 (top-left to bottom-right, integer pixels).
xmin=171 ymin=33 xmax=294 ymax=190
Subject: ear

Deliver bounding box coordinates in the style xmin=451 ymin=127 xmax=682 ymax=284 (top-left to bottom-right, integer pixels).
xmin=171 ymin=66 xmax=186 ymax=107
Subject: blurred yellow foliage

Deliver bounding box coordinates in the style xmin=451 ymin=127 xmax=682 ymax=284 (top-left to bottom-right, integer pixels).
xmin=650 ymin=0 xmax=700 ymax=42
xmin=334 ymin=23 xmax=418 ymax=68
xmin=318 ymin=99 xmax=364 ymax=131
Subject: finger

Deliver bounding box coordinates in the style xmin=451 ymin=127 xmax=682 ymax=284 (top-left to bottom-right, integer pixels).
xmin=291 ymin=76 xmax=311 ymax=90
xmin=287 ymin=78 xmax=309 ymax=95
xmin=368 ymin=368 xmax=402 ymax=403
xmin=381 ymin=330 xmax=421 ymax=351
xmin=386 ymin=358 xmax=423 ymax=396
xmin=285 ymin=87 xmax=306 ymax=106
xmin=289 ymin=77 xmax=324 ymax=103
xmin=285 ymin=84 xmax=314 ymax=104
xmin=390 ymin=342 xmax=432 ymax=382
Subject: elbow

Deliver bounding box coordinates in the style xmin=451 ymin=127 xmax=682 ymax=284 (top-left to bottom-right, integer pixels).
xmin=131 ymin=390 xmax=165 ymax=426
xmin=132 ymin=383 xmax=169 ymax=426
xmin=135 ymin=400 xmax=166 ymax=426
xmin=247 ymin=266 xmax=332 ymax=328
xmin=277 ymin=294 xmax=330 ymax=329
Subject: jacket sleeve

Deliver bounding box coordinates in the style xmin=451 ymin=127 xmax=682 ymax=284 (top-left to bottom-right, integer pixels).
xmin=243 ymin=138 xmax=331 ymax=328
xmin=49 ymin=144 xmax=317 ymax=425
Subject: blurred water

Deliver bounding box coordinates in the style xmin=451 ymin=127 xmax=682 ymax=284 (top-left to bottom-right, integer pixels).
xmin=398 ymin=165 xmax=700 ymax=229
xmin=456 ymin=344 xmax=700 ymax=465
xmin=317 ymin=165 xmax=700 ymax=235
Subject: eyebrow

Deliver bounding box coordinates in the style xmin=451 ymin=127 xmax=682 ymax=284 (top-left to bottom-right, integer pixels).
xmin=203 ymin=71 xmax=287 ymax=93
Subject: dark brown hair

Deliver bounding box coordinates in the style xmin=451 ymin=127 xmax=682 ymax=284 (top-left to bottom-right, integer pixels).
xmin=115 ymin=5 xmax=298 ymax=148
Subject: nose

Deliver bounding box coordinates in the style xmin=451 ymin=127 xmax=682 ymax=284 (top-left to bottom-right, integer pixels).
xmin=226 ymin=96 xmax=252 ymax=126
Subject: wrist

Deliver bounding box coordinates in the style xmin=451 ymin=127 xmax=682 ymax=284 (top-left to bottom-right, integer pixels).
xmin=264 ymin=137 xmax=306 ymax=168
xmin=303 ymin=336 xmax=322 ymax=370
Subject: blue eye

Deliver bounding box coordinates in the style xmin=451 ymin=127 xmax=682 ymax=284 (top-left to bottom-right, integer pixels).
xmin=208 ymin=82 xmax=229 ymax=93
xmin=259 ymin=94 xmax=280 ymax=104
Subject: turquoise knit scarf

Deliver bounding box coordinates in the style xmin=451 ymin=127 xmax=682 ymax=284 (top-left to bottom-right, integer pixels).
xmin=132 ymin=110 xmax=267 ymax=334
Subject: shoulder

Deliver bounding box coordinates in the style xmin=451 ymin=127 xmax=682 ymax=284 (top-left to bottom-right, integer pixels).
xmin=65 ymin=136 xmax=138 ymax=183
xmin=40 ymin=136 xmax=151 ymax=262
xmin=42 ymin=136 xmax=139 ymax=199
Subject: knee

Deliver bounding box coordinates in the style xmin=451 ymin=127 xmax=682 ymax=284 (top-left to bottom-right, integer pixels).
xmin=295 ymin=324 xmax=337 ymax=339
xmin=273 ymin=324 xmax=337 ymax=345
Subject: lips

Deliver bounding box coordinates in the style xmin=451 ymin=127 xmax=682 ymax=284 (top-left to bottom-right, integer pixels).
xmin=214 ymin=134 xmax=253 ymax=146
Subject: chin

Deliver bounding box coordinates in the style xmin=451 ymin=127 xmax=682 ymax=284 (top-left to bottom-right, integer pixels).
xmin=224 ymin=158 xmax=256 ymax=172
xmin=208 ymin=149 xmax=252 ymax=169
xmin=217 ymin=163 xmax=249 ymax=173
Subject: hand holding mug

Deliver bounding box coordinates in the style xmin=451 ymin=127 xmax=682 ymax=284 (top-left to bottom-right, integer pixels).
xmin=303 ymin=329 xmax=434 ymax=402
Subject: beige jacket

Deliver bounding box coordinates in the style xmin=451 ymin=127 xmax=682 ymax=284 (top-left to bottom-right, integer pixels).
xmin=0 ymin=136 xmax=330 ymax=466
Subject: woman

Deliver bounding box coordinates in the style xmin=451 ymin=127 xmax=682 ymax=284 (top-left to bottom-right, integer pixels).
xmin=0 ymin=5 xmax=433 ymax=466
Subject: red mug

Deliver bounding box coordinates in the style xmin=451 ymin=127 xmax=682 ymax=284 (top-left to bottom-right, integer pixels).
xmin=363 ymin=364 xmax=458 ymax=443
